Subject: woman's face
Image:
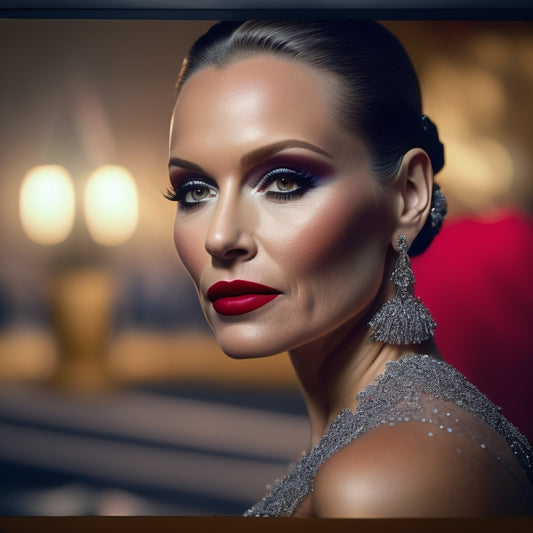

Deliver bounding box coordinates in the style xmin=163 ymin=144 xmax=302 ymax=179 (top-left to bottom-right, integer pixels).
xmin=169 ymin=55 xmax=396 ymax=358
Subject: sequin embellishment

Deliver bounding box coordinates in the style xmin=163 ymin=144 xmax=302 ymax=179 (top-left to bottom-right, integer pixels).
xmin=243 ymin=355 xmax=533 ymax=517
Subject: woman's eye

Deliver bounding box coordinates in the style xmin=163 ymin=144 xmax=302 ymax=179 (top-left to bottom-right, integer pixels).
xmin=165 ymin=179 xmax=217 ymax=210
xmin=273 ymin=176 xmax=297 ymax=192
xmin=258 ymin=168 xmax=319 ymax=200
xmin=186 ymin=185 xmax=213 ymax=202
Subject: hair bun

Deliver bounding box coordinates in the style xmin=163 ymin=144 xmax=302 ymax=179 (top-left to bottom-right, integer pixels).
xmin=421 ymin=115 xmax=444 ymax=174
xmin=409 ymin=183 xmax=447 ymax=256
xmin=409 ymin=115 xmax=446 ymax=256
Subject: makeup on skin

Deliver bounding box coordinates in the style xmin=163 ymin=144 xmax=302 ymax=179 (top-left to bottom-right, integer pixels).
xmin=167 ymin=56 xmax=393 ymax=359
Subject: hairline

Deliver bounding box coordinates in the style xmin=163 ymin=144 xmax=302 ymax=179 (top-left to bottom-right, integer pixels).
xmin=177 ymin=50 xmax=400 ymax=185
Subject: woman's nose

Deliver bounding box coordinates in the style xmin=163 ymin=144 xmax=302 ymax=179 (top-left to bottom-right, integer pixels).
xmin=204 ymin=194 xmax=257 ymax=262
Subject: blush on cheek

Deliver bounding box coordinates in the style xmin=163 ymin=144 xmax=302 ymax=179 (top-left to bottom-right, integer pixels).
xmin=173 ymin=224 xmax=205 ymax=285
xmin=279 ymin=189 xmax=389 ymax=276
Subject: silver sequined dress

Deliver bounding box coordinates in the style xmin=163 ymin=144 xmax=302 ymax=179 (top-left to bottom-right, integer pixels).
xmin=244 ymin=354 xmax=533 ymax=516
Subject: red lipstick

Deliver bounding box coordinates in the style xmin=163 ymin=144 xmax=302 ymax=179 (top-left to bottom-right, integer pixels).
xmin=207 ymin=280 xmax=281 ymax=316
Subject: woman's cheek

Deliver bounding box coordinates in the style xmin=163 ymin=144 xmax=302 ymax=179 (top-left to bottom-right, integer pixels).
xmin=173 ymin=221 xmax=205 ymax=285
xmin=270 ymin=189 xmax=382 ymax=276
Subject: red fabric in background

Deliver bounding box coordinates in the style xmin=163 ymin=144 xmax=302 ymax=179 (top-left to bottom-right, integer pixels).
xmin=412 ymin=208 xmax=533 ymax=442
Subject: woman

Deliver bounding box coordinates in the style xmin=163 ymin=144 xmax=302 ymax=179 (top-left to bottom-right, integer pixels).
xmin=166 ymin=20 xmax=533 ymax=516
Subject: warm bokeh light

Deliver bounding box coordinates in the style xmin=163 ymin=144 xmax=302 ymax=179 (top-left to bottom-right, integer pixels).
xmin=422 ymin=59 xmax=506 ymax=137
xmin=19 ymin=165 xmax=76 ymax=245
xmin=83 ymin=165 xmax=138 ymax=246
xmin=440 ymin=136 xmax=514 ymax=212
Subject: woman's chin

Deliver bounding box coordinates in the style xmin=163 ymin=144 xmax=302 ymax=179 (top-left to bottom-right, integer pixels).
xmin=207 ymin=320 xmax=285 ymax=359
xmin=219 ymin=342 xmax=281 ymax=360
xmin=214 ymin=332 xmax=285 ymax=360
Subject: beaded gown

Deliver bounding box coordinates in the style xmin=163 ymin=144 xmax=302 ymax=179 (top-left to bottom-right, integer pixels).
xmin=243 ymin=354 xmax=533 ymax=516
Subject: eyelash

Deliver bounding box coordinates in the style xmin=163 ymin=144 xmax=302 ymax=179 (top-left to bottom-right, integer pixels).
xmin=165 ymin=167 xmax=319 ymax=210
xmin=164 ymin=179 xmax=216 ymax=210
xmin=257 ymin=167 xmax=319 ymax=200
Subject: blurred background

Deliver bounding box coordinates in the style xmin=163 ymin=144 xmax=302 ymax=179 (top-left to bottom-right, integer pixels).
xmin=0 ymin=18 xmax=532 ymax=515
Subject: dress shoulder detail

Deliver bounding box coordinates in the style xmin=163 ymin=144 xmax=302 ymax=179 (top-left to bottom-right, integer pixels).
xmin=243 ymin=354 xmax=533 ymax=517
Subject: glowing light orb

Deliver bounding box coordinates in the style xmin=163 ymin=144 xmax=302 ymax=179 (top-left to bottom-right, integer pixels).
xmin=84 ymin=165 xmax=138 ymax=246
xmin=19 ymin=165 xmax=75 ymax=245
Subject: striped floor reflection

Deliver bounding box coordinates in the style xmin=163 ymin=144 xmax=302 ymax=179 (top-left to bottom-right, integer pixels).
xmin=0 ymin=384 xmax=308 ymax=515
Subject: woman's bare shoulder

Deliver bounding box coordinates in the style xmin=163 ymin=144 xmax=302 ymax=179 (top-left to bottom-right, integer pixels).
xmin=311 ymin=420 xmax=532 ymax=517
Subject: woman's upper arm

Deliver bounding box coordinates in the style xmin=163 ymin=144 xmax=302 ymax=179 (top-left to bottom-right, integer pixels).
xmin=311 ymin=421 xmax=528 ymax=517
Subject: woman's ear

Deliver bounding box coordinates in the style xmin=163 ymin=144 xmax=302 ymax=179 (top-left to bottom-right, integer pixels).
xmin=392 ymin=148 xmax=433 ymax=246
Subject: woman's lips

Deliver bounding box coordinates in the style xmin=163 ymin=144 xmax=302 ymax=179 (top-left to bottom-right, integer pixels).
xmin=207 ymin=280 xmax=281 ymax=316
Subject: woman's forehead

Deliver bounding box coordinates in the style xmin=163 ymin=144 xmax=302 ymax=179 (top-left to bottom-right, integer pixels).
xmin=176 ymin=55 xmax=332 ymax=108
xmin=170 ymin=56 xmax=347 ymax=154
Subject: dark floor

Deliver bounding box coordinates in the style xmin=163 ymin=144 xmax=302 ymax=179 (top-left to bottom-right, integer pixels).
xmin=0 ymin=382 xmax=308 ymax=516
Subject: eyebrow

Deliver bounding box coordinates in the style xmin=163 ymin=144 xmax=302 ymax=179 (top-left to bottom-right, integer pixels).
xmin=169 ymin=140 xmax=332 ymax=173
xmin=168 ymin=157 xmax=205 ymax=173
xmin=240 ymin=140 xmax=332 ymax=168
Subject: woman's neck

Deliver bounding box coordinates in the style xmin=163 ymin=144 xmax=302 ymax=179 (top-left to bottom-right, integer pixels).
xmin=289 ymin=317 xmax=440 ymax=447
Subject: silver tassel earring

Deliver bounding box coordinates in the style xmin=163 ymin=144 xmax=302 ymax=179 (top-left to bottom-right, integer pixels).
xmin=368 ymin=234 xmax=436 ymax=345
